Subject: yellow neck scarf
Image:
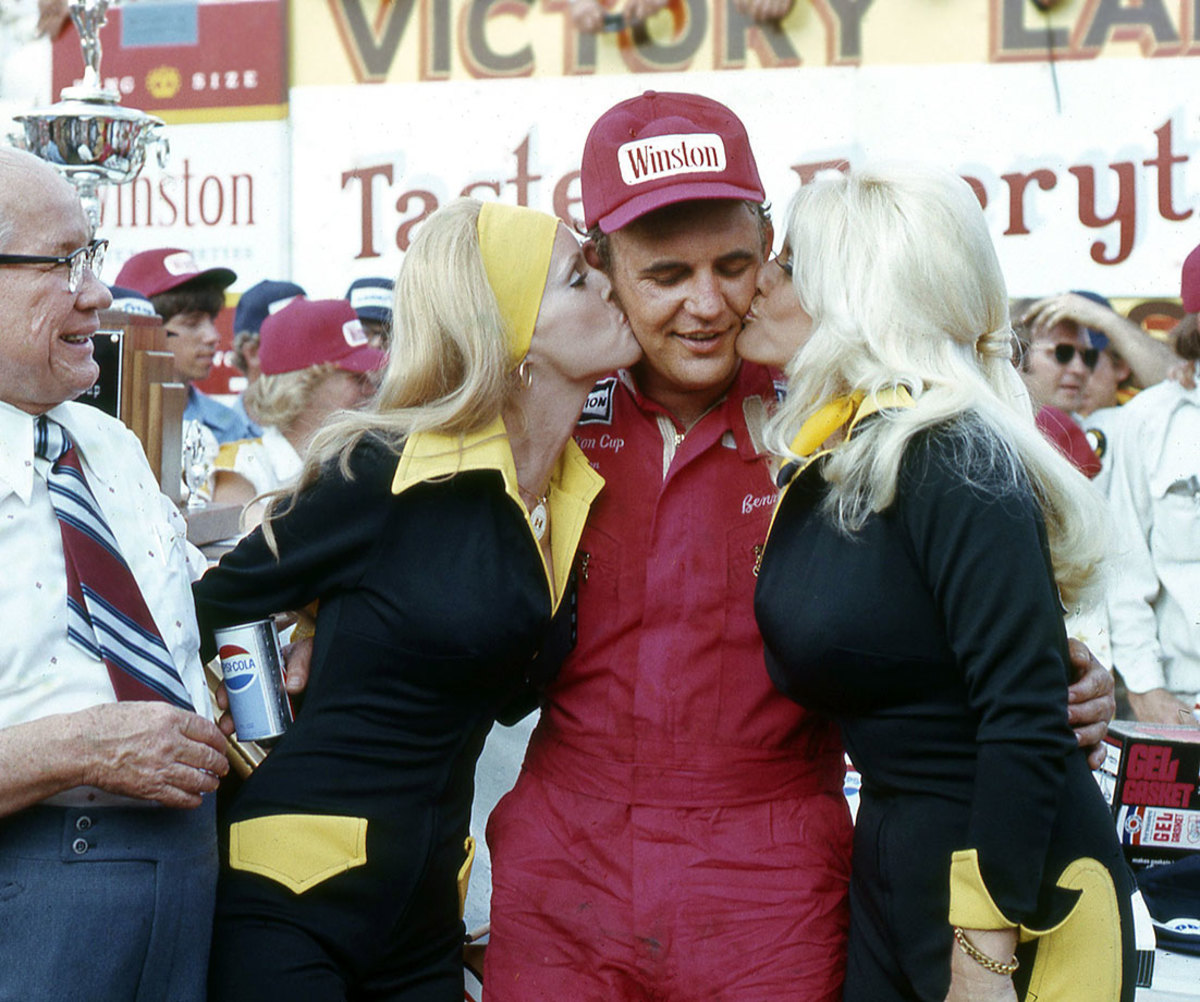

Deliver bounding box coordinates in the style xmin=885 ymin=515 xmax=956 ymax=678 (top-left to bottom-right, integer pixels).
xmin=788 ymin=386 xmax=915 ymax=458
xmin=476 ymin=202 xmax=560 ymax=370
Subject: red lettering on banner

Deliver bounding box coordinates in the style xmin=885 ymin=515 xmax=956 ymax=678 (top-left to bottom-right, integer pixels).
xmin=98 ymin=161 xmax=254 ymax=231
xmin=506 ymin=136 xmax=543 ymax=207
xmin=1069 ymin=161 xmax=1136 ymax=265
xmin=1145 ymin=120 xmax=1193 ymax=222
xmin=1001 ymin=170 xmax=1057 ymax=236
xmin=342 ymin=164 xmax=395 ymax=259
xmin=552 ymin=170 xmax=583 ymax=226
xmin=339 ymin=118 xmax=1197 ymax=264
xmin=789 ymin=118 xmax=1194 ymax=269
xmin=396 ymin=191 xmax=439 ymax=251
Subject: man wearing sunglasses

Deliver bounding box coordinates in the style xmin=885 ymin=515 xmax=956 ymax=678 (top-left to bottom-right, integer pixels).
xmin=1014 ymin=298 xmax=1099 ymax=415
xmin=1012 ymin=296 xmax=1105 ymax=478
xmin=0 ymin=148 xmax=227 ymax=1000
xmin=1022 ymin=290 xmax=1176 ymax=418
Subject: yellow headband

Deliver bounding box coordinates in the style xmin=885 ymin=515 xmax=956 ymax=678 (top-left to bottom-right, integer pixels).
xmin=477 ymin=202 xmax=560 ymax=369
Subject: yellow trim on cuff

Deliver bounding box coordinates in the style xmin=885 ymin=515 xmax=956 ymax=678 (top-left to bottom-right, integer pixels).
xmin=229 ymin=813 xmax=368 ymax=894
xmin=948 ymin=848 xmax=1018 ymax=930
xmin=1021 ymin=857 xmax=1122 ymax=1001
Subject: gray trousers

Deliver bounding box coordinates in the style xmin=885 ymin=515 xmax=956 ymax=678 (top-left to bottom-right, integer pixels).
xmin=0 ymin=796 xmax=217 ymax=1002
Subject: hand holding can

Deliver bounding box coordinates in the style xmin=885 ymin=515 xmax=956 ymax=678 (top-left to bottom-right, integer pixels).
xmin=215 ymin=619 xmax=294 ymax=743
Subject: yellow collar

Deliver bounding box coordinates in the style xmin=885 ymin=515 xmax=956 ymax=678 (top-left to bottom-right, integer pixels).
xmin=787 ymin=386 xmax=915 ymax=459
xmin=767 ymin=386 xmax=916 ymax=543
xmin=391 ymin=416 xmax=604 ymax=611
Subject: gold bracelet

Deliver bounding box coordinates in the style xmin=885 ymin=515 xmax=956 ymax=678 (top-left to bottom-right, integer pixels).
xmin=953 ymin=927 xmax=1019 ymax=976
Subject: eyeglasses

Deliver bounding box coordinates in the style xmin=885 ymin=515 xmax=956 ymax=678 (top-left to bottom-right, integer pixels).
xmin=0 ymin=239 xmax=108 ymax=293
xmin=1048 ymin=343 xmax=1100 ymax=370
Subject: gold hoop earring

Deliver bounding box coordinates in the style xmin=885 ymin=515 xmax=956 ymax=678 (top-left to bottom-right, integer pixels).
xmin=518 ymin=359 xmax=533 ymax=388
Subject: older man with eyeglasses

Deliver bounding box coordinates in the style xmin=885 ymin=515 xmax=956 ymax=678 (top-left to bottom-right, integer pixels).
xmin=0 ymin=147 xmax=227 ymax=1001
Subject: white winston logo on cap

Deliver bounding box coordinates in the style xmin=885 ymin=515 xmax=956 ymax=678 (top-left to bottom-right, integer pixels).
xmin=618 ymin=133 xmax=727 ymax=186
xmin=162 ymin=251 xmax=200 ymax=276
xmin=342 ymin=319 xmax=368 ymax=347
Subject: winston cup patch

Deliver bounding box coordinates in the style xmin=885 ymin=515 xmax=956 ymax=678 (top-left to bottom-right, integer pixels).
xmin=578 ymin=377 xmax=617 ymax=426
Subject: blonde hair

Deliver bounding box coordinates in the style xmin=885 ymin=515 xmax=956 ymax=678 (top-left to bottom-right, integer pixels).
xmin=261 ymin=198 xmax=518 ymax=544
xmin=245 ymin=364 xmax=338 ymax=431
xmin=766 ymin=164 xmax=1106 ymax=607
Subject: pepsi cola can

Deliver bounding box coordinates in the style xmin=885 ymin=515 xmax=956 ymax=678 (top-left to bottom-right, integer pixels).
xmin=214 ymin=619 xmax=293 ymax=743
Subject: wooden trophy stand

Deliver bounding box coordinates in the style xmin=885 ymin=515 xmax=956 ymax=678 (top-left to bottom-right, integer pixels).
xmin=90 ymin=309 xmax=240 ymax=544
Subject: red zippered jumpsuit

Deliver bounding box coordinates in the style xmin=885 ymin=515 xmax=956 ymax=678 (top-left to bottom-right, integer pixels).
xmin=485 ymin=363 xmax=852 ymax=1001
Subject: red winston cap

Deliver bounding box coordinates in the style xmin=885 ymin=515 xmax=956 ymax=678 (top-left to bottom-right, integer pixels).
xmin=1182 ymin=243 xmax=1200 ymax=313
xmin=258 ymin=298 xmax=388 ymax=376
xmin=114 ymin=247 xmax=236 ymax=298
xmin=581 ymin=90 xmax=765 ymax=234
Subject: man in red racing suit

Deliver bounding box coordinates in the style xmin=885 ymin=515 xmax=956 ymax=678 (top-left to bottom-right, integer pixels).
xmin=485 ymin=360 xmax=853 ymax=1000
xmin=484 ymin=92 xmax=852 ymax=1001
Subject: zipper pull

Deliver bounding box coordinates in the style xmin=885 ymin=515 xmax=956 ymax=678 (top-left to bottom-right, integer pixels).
xmin=578 ymin=551 xmax=591 ymax=581
xmin=752 ymin=543 xmax=764 ymax=577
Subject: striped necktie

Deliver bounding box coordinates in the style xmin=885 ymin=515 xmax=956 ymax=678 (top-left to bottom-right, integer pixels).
xmin=35 ymin=415 xmax=194 ymax=709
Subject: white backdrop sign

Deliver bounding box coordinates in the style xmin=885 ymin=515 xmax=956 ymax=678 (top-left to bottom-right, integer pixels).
xmin=289 ymin=60 xmax=1199 ymax=299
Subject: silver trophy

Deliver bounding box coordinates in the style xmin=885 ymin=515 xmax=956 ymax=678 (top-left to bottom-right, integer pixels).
xmin=182 ymin=420 xmax=219 ymax=509
xmin=15 ymin=0 xmax=168 ymax=235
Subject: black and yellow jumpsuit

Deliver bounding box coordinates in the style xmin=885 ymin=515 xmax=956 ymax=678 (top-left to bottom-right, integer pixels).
xmin=755 ymin=418 xmax=1136 ymax=1002
xmin=195 ymin=420 xmax=600 ymax=1002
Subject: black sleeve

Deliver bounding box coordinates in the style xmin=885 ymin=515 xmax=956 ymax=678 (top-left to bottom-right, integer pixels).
xmin=899 ymin=427 xmax=1078 ymax=924
xmin=193 ymin=438 xmax=397 ymax=661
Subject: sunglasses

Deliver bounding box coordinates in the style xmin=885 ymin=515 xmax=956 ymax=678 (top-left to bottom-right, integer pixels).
xmin=1048 ymin=343 xmax=1100 ymax=370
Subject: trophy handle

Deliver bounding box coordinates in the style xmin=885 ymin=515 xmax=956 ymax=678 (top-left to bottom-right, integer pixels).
xmin=151 ymin=127 xmax=171 ymax=170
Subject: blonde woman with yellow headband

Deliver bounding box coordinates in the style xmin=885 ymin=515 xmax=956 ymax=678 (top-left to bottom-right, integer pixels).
xmin=193 ymin=197 xmax=639 ymax=1002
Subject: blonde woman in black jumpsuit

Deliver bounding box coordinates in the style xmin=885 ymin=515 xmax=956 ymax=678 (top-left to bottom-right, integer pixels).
xmin=194 ymin=198 xmax=640 ymax=1001
xmin=738 ymin=165 xmax=1136 ymax=1002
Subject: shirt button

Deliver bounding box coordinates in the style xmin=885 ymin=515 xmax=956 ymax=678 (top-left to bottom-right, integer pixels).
xmin=75 ymin=815 xmax=92 ymax=832
xmin=72 ymin=838 xmax=89 ymax=855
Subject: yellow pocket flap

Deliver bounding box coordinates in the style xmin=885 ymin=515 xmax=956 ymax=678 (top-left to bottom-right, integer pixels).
xmin=229 ymin=814 xmax=368 ymax=894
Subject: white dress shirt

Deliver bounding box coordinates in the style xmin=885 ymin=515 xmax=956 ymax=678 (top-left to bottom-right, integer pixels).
xmin=0 ymin=400 xmax=213 ymax=729
xmin=1103 ymin=379 xmax=1200 ymax=697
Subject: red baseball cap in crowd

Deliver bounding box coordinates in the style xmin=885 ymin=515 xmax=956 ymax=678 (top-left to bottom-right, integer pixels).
xmin=1182 ymin=243 xmax=1200 ymax=313
xmin=114 ymin=247 xmax=236 ymax=298
xmin=581 ymin=90 xmax=765 ymax=234
xmin=258 ymin=298 xmax=388 ymax=376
